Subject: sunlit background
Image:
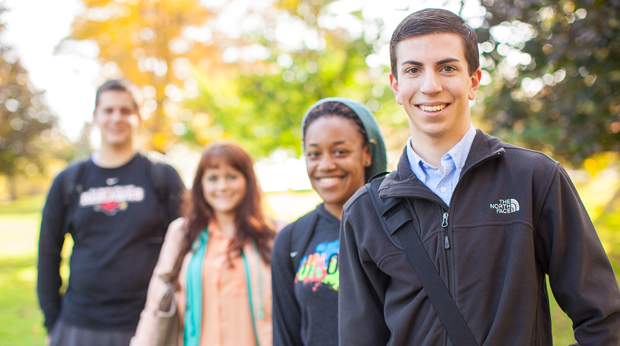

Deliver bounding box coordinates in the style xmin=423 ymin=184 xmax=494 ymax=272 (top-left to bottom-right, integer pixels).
xmin=0 ymin=0 xmax=491 ymax=191
xmin=0 ymin=0 xmax=619 ymax=345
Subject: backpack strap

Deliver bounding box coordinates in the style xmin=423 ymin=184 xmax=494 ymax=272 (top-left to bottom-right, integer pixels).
xmin=146 ymin=151 xmax=169 ymax=207
xmin=150 ymin=161 xmax=169 ymax=211
xmin=61 ymin=159 xmax=88 ymax=235
xmin=288 ymin=208 xmax=320 ymax=273
xmin=144 ymin=152 xmax=172 ymax=244
xmin=62 ymin=159 xmax=87 ymax=205
xmin=366 ymin=178 xmax=478 ymax=346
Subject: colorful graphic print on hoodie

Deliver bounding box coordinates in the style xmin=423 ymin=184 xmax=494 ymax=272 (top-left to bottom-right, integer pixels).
xmin=294 ymin=239 xmax=339 ymax=291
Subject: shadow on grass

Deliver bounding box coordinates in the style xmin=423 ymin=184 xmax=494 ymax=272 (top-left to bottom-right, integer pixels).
xmin=0 ymin=256 xmax=45 ymax=346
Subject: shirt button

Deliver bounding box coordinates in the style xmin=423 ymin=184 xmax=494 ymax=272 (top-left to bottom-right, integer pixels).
xmin=440 ymin=186 xmax=447 ymax=193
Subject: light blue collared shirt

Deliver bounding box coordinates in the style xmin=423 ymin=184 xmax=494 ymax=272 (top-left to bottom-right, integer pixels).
xmin=406 ymin=125 xmax=477 ymax=206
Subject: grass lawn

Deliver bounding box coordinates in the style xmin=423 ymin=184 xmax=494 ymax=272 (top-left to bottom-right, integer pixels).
xmin=0 ymin=211 xmax=46 ymax=346
xmin=0 ymin=195 xmax=68 ymax=346
xmin=0 ymin=256 xmax=45 ymax=346
xmin=0 ymin=190 xmax=605 ymax=346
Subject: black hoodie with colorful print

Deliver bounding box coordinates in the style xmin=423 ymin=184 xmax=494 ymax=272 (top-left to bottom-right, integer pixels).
xmin=272 ymin=204 xmax=340 ymax=346
xmin=272 ymin=97 xmax=388 ymax=346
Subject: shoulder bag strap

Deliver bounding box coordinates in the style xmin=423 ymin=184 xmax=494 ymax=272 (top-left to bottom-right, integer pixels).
xmin=366 ymin=179 xmax=478 ymax=346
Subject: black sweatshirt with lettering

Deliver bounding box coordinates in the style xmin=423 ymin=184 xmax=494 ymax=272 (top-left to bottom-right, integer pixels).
xmin=339 ymin=130 xmax=620 ymax=346
xmin=272 ymin=204 xmax=340 ymax=346
xmin=37 ymin=153 xmax=184 ymax=332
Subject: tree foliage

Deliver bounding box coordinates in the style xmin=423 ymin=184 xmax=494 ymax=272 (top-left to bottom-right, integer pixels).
xmin=68 ymin=0 xmax=216 ymax=152
xmin=68 ymin=0 xmax=620 ymax=166
xmin=0 ymin=7 xmax=61 ymax=182
xmin=477 ymin=0 xmax=620 ymax=165
xmin=182 ymin=0 xmax=402 ymax=158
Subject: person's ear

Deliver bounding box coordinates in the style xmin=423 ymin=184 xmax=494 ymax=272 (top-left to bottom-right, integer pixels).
xmin=363 ymin=146 xmax=371 ymax=167
xmin=389 ymin=73 xmax=403 ymax=105
xmin=468 ymin=69 xmax=482 ymax=101
xmin=92 ymin=108 xmax=100 ymax=124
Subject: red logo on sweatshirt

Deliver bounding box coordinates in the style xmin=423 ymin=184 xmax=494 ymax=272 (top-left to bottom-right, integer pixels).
xmin=80 ymin=184 xmax=144 ymax=216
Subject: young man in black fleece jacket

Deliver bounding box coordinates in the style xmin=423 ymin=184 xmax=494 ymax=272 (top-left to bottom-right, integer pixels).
xmin=37 ymin=79 xmax=184 ymax=346
xmin=338 ymin=8 xmax=620 ymax=346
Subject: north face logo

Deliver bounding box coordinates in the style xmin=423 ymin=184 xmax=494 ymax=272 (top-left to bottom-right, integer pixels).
xmin=490 ymin=199 xmax=520 ymax=213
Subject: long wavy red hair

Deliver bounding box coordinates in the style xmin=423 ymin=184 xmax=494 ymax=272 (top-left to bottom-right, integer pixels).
xmin=170 ymin=141 xmax=275 ymax=286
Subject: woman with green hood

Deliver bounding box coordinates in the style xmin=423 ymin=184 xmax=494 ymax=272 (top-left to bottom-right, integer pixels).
xmin=271 ymin=98 xmax=387 ymax=346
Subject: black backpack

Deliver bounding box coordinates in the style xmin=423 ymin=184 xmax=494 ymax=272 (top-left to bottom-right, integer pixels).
xmin=59 ymin=152 xmax=171 ymax=242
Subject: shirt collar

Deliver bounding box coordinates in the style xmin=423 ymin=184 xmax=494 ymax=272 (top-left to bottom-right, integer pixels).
xmin=447 ymin=124 xmax=476 ymax=173
xmin=406 ymin=138 xmax=429 ymax=184
xmin=406 ymin=124 xmax=476 ymax=181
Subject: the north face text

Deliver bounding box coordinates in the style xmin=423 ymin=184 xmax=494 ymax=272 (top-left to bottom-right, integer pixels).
xmin=490 ymin=199 xmax=520 ymax=213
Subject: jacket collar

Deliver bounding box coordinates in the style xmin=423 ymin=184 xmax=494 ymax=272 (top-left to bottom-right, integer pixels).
xmin=378 ymin=130 xmax=505 ymax=201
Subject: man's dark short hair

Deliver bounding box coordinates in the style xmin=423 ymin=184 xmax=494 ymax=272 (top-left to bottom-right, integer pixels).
xmin=390 ymin=8 xmax=480 ymax=78
xmin=94 ymin=79 xmax=143 ymax=112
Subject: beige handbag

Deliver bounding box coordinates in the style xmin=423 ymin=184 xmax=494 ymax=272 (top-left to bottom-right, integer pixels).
xmin=153 ymin=274 xmax=180 ymax=346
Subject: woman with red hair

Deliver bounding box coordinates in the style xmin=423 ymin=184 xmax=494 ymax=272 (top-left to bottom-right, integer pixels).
xmin=132 ymin=141 xmax=276 ymax=346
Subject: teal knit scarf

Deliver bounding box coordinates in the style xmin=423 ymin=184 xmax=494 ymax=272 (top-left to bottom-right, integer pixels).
xmin=184 ymin=229 xmax=208 ymax=346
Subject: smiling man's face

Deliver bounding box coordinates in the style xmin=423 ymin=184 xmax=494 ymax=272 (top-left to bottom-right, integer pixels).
xmin=93 ymin=90 xmax=140 ymax=149
xmin=389 ymin=33 xmax=481 ymax=146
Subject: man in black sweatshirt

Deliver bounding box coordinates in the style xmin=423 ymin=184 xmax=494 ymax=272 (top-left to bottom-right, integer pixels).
xmin=37 ymin=79 xmax=184 ymax=346
xmin=338 ymin=9 xmax=620 ymax=346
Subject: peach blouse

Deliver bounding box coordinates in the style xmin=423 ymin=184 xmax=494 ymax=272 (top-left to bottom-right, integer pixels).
xmin=131 ymin=218 xmax=273 ymax=346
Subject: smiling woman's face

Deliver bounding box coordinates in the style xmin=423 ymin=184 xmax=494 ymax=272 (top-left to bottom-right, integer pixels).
xmin=304 ymin=115 xmax=370 ymax=218
xmin=201 ymin=162 xmax=247 ymax=218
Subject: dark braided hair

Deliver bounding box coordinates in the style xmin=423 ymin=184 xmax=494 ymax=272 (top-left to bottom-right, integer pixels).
xmin=302 ymin=102 xmax=368 ymax=147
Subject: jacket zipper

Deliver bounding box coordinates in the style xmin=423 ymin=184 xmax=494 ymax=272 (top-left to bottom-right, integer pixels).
xmin=443 ymin=212 xmax=450 ymax=249
xmin=444 ymin=150 xmax=505 ymax=300
xmin=442 ymin=209 xmax=451 ymax=346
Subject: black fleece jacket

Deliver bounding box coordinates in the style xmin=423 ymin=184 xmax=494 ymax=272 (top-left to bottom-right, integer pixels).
xmin=339 ymin=130 xmax=620 ymax=346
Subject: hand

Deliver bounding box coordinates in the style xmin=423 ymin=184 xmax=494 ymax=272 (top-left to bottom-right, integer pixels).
xmin=45 ymin=334 xmax=51 ymax=346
